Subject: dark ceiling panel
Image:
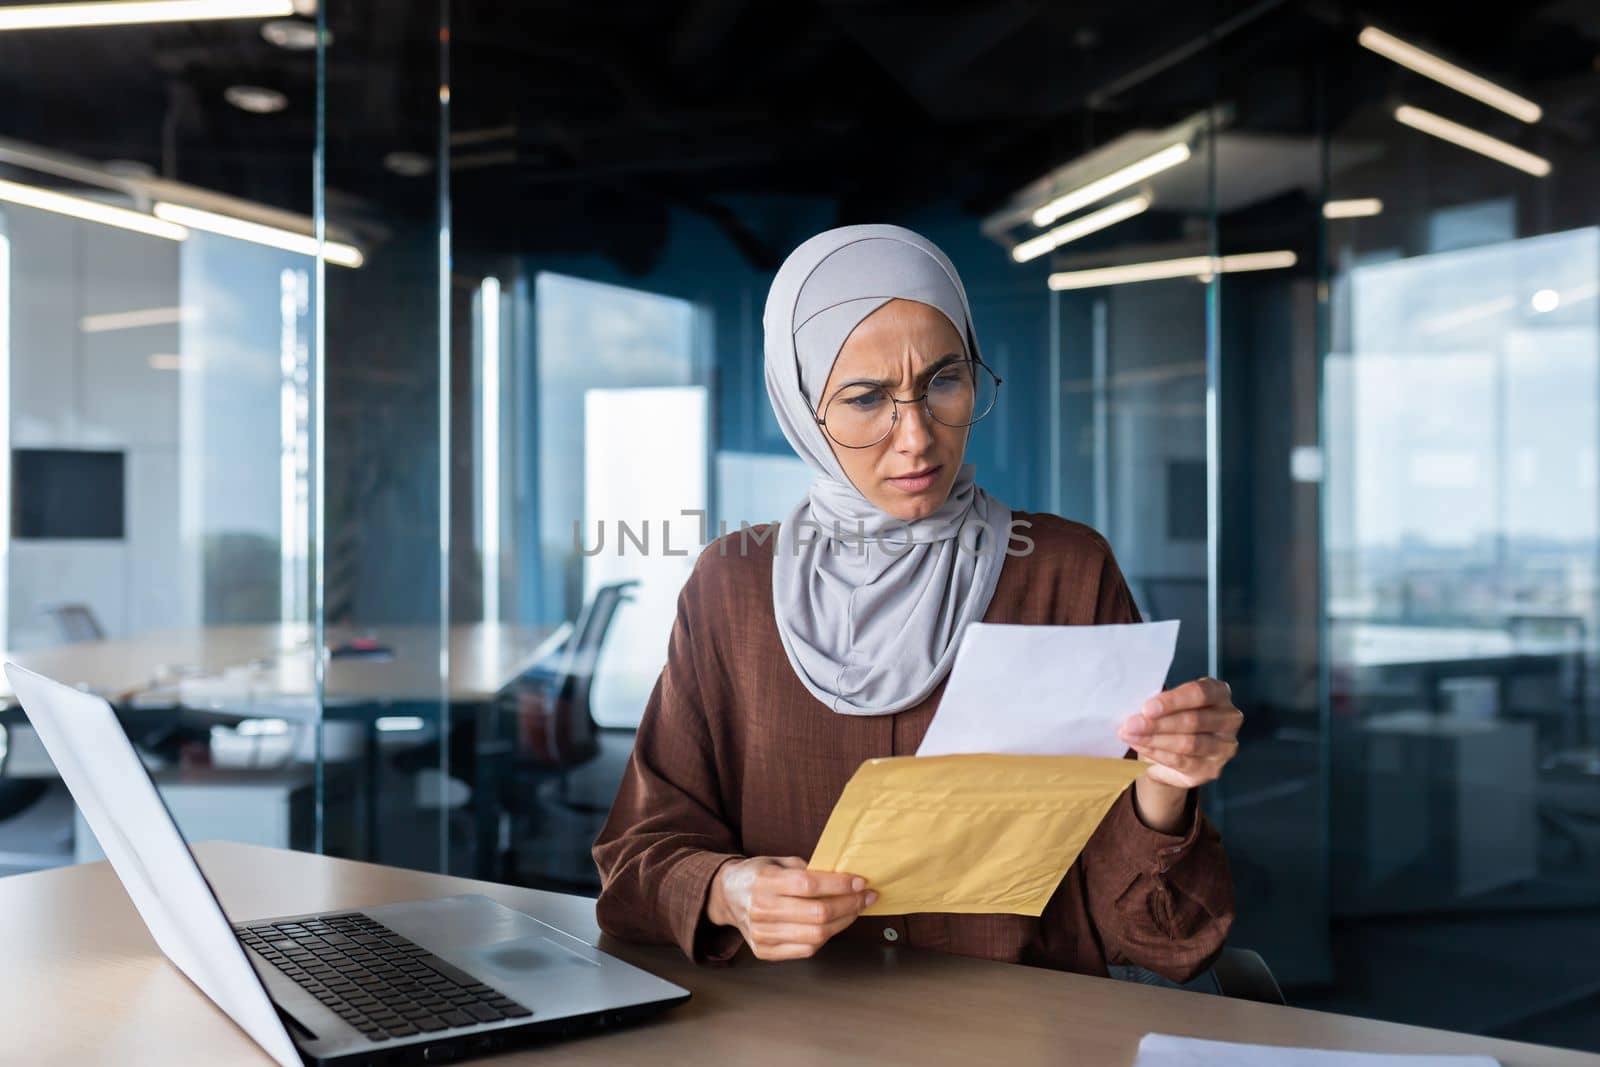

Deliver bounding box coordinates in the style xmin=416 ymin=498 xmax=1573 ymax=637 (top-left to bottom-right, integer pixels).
xmin=1 ymin=0 xmax=1593 ymax=268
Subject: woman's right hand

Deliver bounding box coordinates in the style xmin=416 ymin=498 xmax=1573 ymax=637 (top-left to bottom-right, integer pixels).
xmin=706 ymin=855 xmax=876 ymax=960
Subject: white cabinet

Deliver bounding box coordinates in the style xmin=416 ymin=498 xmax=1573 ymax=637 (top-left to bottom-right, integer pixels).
xmin=1339 ymin=711 xmax=1538 ymax=909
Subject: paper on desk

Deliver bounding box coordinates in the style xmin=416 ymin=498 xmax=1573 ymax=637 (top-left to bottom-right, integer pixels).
xmin=1133 ymin=1035 xmax=1500 ymax=1067
xmin=916 ymin=620 xmax=1180 ymax=758
xmin=808 ymin=754 xmax=1146 ymax=915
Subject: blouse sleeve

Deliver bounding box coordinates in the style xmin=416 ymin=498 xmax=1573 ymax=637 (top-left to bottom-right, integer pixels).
xmin=1069 ymin=534 xmax=1236 ymax=983
xmin=591 ymin=562 xmax=747 ymax=965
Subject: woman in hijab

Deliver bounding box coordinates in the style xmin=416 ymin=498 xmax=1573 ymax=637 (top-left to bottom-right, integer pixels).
xmin=593 ymin=224 xmax=1240 ymax=981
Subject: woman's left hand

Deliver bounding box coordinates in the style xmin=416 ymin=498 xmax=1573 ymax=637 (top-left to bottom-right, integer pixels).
xmin=1117 ymin=677 xmax=1243 ymax=791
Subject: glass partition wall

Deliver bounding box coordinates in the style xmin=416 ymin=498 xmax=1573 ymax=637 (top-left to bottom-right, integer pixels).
xmin=1032 ymin=1 xmax=1600 ymax=1049
xmin=0 ymin=2 xmax=463 ymax=877
xmin=1313 ymin=12 xmax=1600 ymax=1046
xmin=0 ymin=6 xmax=336 ymax=872
xmin=318 ymin=3 xmax=457 ymax=875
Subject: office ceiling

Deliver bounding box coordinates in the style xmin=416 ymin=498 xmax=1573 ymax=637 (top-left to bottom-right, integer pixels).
xmin=0 ymin=0 xmax=1596 ymax=271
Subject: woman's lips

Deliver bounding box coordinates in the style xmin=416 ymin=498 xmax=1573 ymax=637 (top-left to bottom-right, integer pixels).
xmin=885 ymin=465 xmax=942 ymax=493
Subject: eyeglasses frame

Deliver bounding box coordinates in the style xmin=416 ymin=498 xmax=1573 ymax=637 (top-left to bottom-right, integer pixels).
xmin=811 ymin=355 xmax=1004 ymax=450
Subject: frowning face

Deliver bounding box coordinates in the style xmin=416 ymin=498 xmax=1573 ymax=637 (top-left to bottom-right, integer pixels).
xmin=815 ymin=299 xmax=970 ymax=522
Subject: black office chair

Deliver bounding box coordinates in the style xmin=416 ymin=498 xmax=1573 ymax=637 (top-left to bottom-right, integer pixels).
xmin=504 ymin=580 xmax=637 ymax=775
xmin=1109 ymin=947 xmax=1285 ymax=1005
xmin=491 ymin=580 xmax=638 ymax=885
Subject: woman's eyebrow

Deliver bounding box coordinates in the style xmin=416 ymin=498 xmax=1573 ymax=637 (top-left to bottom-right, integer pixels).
xmin=838 ymin=352 xmax=966 ymax=389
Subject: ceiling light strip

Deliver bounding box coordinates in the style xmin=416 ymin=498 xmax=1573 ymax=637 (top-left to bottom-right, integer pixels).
xmin=0 ymin=0 xmax=293 ymax=31
xmin=1012 ymin=195 xmax=1150 ymax=264
xmin=1393 ymin=105 xmax=1551 ymax=177
xmin=1032 ymin=143 xmax=1190 ymax=228
xmin=81 ymin=305 xmax=195 ymax=332
xmin=1047 ymin=251 xmax=1297 ymax=291
xmin=153 ymin=202 xmax=364 ymax=267
xmin=1359 ymin=27 xmax=1541 ymax=123
xmin=1323 ymin=198 xmax=1383 ymax=219
xmin=1216 ymin=251 xmax=1298 ymax=273
xmin=0 ymin=178 xmax=188 ymax=240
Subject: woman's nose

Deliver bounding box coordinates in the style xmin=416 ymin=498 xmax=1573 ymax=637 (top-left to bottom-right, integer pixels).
xmin=893 ymin=398 xmax=935 ymax=450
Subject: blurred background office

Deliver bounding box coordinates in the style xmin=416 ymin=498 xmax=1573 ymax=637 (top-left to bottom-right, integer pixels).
xmin=0 ymin=0 xmax=1597 ymax=1054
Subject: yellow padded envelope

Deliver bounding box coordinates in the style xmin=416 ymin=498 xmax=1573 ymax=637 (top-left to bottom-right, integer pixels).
xmin=808 ymin=754 xmax=1147 ymax=916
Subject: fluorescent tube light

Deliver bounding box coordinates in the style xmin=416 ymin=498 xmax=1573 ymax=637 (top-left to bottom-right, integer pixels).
xmin=478 ymin=277 xmax=502 ymax=624
xmin=153 ymin=201 xmax=364 ymax=267
xmin=1012 ymin=195 xmax=1150 ymax=264
xmin=1032 ymin=143 xmax=1190 ymax=228
xmin=1323 ymin=198 xmax=1383 ymax=219
xmin=1049 ymin=256 xmax=1211 ymax=290
xmin=1217 ymin=251 xmax=1298 ymax=273
xmin=81 ymin=305 xmax=198 ymax=332
xmin=1359 ymin=27 xmax=1541 ymax=123
xmin=375 ymin=716 xmax=426 ymax=733
xmin=1393 ymin=105 xmax=1551 ymax=177
xmin=0 ymin=178 xmax=187 ymax=240
xmin=1047 ymin=250 xmax=1297 ymax=291
xmin=0 ymin=0 xmax=292 ymax=31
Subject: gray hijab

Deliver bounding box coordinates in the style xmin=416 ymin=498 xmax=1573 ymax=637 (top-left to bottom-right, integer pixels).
xmin=762 ymin=224 xmax=1012 ymax=716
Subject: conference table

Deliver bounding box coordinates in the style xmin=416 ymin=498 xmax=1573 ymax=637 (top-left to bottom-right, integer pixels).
xmin=2 ymin=841 xmax=1593 ymax=1066
xmin=1333 ymin=620 xmax=1587 ymax=723
xmin=0 ymin=624 xmax=557 ymax=874
xmin=0 ymin=622 xmax=557 ymax=708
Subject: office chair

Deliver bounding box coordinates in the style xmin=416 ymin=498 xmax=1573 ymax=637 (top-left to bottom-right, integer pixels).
xmin=508 ymin=580 xmax=636 ymax=770
xmin=1109 ymin=946 xmax=1285 ymax=1005
xmin=491 ymin=580 xmax=638 ymax=885
xmin=40 ymin=603 xmax=104 ymax=644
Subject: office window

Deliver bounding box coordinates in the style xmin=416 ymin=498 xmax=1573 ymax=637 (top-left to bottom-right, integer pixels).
xmin=583 ymin=386 xmax=708 ymax=728
xmin=532 ymin=272 xmax=710 ymax=630
xmin=1326 ymin=225 xmax=1600 ymax=911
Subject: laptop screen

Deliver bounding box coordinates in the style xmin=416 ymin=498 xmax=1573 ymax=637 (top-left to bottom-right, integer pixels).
xmin=3 ymin=663 xmax=302 ymax=1067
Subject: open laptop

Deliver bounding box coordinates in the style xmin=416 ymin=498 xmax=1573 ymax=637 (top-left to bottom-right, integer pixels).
xmin=4 ymin=662 xmax=689 ymax=1066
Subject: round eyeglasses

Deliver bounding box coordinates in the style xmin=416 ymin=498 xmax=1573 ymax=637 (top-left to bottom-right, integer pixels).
xmin=815 ymin=359 xmax=1002 ymax=449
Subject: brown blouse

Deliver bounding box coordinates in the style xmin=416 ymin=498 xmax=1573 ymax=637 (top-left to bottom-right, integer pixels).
xmin=591 ymin=510 xmax=1234 ymax=982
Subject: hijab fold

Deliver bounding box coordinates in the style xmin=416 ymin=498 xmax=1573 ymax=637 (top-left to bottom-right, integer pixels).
xmin=762 ymin=224 xmax=1011 ymax=716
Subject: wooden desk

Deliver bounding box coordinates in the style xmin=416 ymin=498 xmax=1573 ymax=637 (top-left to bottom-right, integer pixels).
xmin=0 ymin=623 xmax=554 ymax=706
xmin=2 ymin=842 xmax=1593 ymax=1066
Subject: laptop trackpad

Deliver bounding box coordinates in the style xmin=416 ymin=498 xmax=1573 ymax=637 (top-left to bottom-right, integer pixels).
xmin=475 ymin=934 xmax=601 ymax=975
xmin=362 ymin=893 xmax=688 ymax=1016
xmin=362 ymin=894 xmax=605 ymax=979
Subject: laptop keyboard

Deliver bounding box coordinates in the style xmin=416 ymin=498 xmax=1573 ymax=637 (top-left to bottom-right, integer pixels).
xmin=235 ymin=912 xmax=532 ymax=1043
